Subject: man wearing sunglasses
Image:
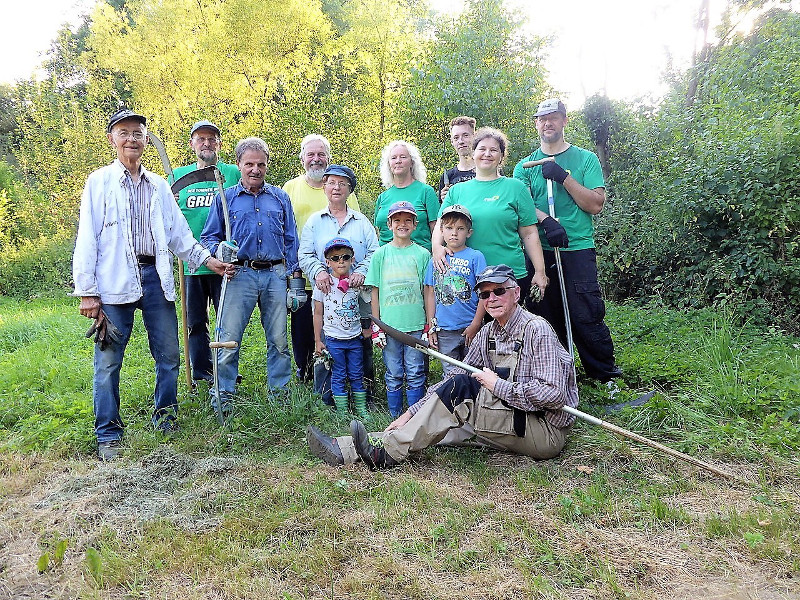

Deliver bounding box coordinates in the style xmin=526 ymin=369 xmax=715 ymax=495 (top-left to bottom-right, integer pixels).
xmin=307 ymin=264 xmax=579 ymax=469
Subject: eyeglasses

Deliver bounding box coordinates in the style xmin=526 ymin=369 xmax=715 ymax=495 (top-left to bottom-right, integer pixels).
xmin=327 ymin=253 xmax=352 ymax=262
xmin=324 ymin=180 xmax=350 ymax=189
xmin=477 ymin=286 xmax=517 ymax=300
xmin=113 ymin=130 xmax=146 ymax=141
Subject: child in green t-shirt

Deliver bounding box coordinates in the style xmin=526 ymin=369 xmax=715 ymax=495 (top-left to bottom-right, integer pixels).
xmin=365 ymin=201 xmax=432 ymax=417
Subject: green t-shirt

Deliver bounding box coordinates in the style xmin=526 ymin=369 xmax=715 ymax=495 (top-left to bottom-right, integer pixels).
xmin=171 ymin=161 xmax=241 ymax=275
xmin=373 ymin=180 xmax=439 ymax=251
xmin=441 ymin=177 xmax=537 ymax=279
xmin=364 ymin=242 xmax=431 ymax=332
xmin=512 ymin=145 xmax=605 ymax=251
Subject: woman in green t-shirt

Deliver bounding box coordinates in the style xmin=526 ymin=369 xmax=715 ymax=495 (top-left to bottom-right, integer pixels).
xmin=432 ymin=127 xmax=548 ymax=301
xmin=373 ymin=140 xmax=439 ymax=251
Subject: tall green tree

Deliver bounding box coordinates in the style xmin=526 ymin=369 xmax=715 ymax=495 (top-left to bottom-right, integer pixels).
xmin=397 ymin=0 xmax=549 ymax=182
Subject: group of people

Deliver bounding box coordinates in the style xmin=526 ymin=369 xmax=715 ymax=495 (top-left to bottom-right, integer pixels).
xmin=73 ymin=98 xmax=621 ymax=468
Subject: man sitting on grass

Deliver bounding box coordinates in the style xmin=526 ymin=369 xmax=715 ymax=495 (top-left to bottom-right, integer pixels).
xmin=306 ymin=264 xmax=579 ymax=469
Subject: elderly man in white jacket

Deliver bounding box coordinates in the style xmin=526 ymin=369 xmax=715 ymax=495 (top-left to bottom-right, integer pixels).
xmin=73 ymin=108 xmax=232 ymax=461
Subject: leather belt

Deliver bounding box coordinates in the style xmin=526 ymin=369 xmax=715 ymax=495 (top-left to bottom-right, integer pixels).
xmin=137 ymin=255 xmax=156 ymax=265
xmin=234 ymin=258 xmax=284 ymax=270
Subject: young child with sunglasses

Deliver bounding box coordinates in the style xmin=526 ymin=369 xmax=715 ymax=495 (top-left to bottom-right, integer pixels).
xmin=313 ymin=237 xmax=369 ymax=416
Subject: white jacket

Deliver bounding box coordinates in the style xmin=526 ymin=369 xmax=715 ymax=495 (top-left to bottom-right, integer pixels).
xmin=72 ymin=160 xmax=211 ymax=304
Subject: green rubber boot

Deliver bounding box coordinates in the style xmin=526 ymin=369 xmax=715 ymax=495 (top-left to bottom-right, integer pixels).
xmin=353 ymin=391 xmax=368 ymax=418
xmin=333 ymin=394 xmax=349 ymax=415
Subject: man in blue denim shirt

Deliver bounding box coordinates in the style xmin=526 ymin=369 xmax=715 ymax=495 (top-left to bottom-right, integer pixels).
xmin=202 ymin=137 xmax=301 ymax=406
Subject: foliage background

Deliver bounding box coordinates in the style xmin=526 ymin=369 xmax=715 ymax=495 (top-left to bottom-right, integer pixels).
xmin=1 ymin=0 xmax=799 ymax=333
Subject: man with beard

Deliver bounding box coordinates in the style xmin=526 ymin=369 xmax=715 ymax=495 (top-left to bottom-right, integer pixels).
xmin=171 ymin=120 xmax=240 ymax=386
xmin=283 ymin=134 xmax=361 ymax=385
xmin=513 ymin=99 xmax=622 ymax=385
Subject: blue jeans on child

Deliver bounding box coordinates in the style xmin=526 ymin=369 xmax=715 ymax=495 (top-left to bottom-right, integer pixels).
xmin=383 ymin=331 xmax=426 ymax=391
xmin=325 ymin=335 xmax=365 ymax=395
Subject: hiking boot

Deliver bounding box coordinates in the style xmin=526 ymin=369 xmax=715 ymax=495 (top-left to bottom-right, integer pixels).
xmin=306 ymin=425 xmax=344 ymax=466
xmin=97 ymin=440 xmax=122 ymax=462
xmin=350 ymin=420 xmax=398 ymax=471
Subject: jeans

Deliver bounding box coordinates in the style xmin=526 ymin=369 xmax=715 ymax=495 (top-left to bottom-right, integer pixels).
xmin=436 ymin=328 xmax=466 ymax=377
xmin=217 ymin=264 xmax=291 ymax=392
xmin=93 ymin=264 xmax=180 ymax=442
xmin=325 ymin=335 xmax=365 ymax=395
xmin=185 ymin=273 xmax=222 ymax=382
xmin=382 ymin=330 xmax=426 ymax=392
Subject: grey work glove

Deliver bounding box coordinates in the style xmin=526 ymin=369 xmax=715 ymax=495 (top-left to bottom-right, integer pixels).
xmin=85 ymin=309 xmax=124 ymax=350
xmin=215 ymin=240 xmax=239 ymax=264
xmin=539 ymin=216 xmax=569 ymax=248
xmin=287 ymin=277 xmax=307 ymax=312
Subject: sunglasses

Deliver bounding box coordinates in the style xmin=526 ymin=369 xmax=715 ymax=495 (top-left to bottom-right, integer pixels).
xmin=327 ymin=253 xmax=353 ymax=262
xmin=478 ymin=286 xmax=517 ymax=300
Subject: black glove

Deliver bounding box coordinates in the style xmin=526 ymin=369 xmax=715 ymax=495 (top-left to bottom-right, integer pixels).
xmin=539 ymin=216 xmax=569 ymax=248
xmin=542 ymin=161 xmax=568 ymax=184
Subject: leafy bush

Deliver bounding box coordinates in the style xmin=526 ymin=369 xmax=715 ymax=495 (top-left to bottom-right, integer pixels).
xmin=0 ymin=234 xmax=74 ymax=299
xmin=596 ymin=9 xmax=800 ymax=333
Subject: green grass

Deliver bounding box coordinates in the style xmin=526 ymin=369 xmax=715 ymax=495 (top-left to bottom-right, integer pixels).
xmin=1 ymin=296 xmax=800 ymax=598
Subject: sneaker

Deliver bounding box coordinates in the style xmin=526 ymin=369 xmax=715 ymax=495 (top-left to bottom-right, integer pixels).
xmin=306 ymin=425 xmax=344 ymax=466
xmin=97 ymin=440 xmax=122 ymax=462
xmin=350 ymin=420 xmax=398 ymax=471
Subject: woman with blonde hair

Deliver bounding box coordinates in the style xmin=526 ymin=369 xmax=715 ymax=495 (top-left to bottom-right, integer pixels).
xmin=373 ymin=140 xmax=439 ymax=251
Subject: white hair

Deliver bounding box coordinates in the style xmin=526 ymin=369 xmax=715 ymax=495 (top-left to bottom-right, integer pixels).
xmin=299 ymin=134 xmax=332 ymax=161
xmin=379 ymin=140 xmax=427 ymax=188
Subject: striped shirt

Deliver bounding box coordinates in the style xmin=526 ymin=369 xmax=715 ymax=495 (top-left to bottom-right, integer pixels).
xmin=118 ymin=160 xmax=156 ymax=257
xmin=411 ymin=306 xmax=579 ymax=428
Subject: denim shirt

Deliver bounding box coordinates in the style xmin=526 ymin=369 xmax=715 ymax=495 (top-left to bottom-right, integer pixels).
xmin=202 ymin=181 xmax=299 ymax=273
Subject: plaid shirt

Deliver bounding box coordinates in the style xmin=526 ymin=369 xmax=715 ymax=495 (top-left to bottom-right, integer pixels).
xmin=411 ymin=306 xmax=578 ymax=428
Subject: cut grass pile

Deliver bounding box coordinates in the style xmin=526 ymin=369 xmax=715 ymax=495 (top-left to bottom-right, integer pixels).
xmin=0 ymin=296 xmax=798 ymax=599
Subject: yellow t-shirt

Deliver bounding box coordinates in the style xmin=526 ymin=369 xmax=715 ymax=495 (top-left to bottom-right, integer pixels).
xmin=283 ymin=175 xmax=360 ymax=230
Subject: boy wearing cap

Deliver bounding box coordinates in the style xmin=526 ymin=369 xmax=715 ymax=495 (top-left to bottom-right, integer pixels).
xmin=423 ymin=204 xmax=486 ymax=376
xmin=365 ymin=201 xmax=432 ymax=417
xmin=171 ymin=120 xmax=240 ymax=385
xmin=313 ymin=237 xmax=369 ymax=416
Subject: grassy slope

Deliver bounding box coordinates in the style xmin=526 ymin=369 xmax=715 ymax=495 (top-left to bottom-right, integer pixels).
xmin=0 ymin=296 xmax=798 ymax=599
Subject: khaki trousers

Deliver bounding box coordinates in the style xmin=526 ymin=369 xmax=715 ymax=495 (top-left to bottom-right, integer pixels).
xmin=337 ymin=388 xmax=570 ymax=465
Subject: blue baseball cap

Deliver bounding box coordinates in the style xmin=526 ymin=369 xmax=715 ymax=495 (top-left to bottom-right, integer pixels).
xmin=323 ymin=164 xmax=357 ymax=192
xmin=190 ymin=120 xmax=221 ymax=136
xmin=387 ymin=201 xmax=417 ymax=219
xmin=324 ymin=237 xmax=354 ymax=255
xmin=107 ymin=108 xmax=146 ymax=133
